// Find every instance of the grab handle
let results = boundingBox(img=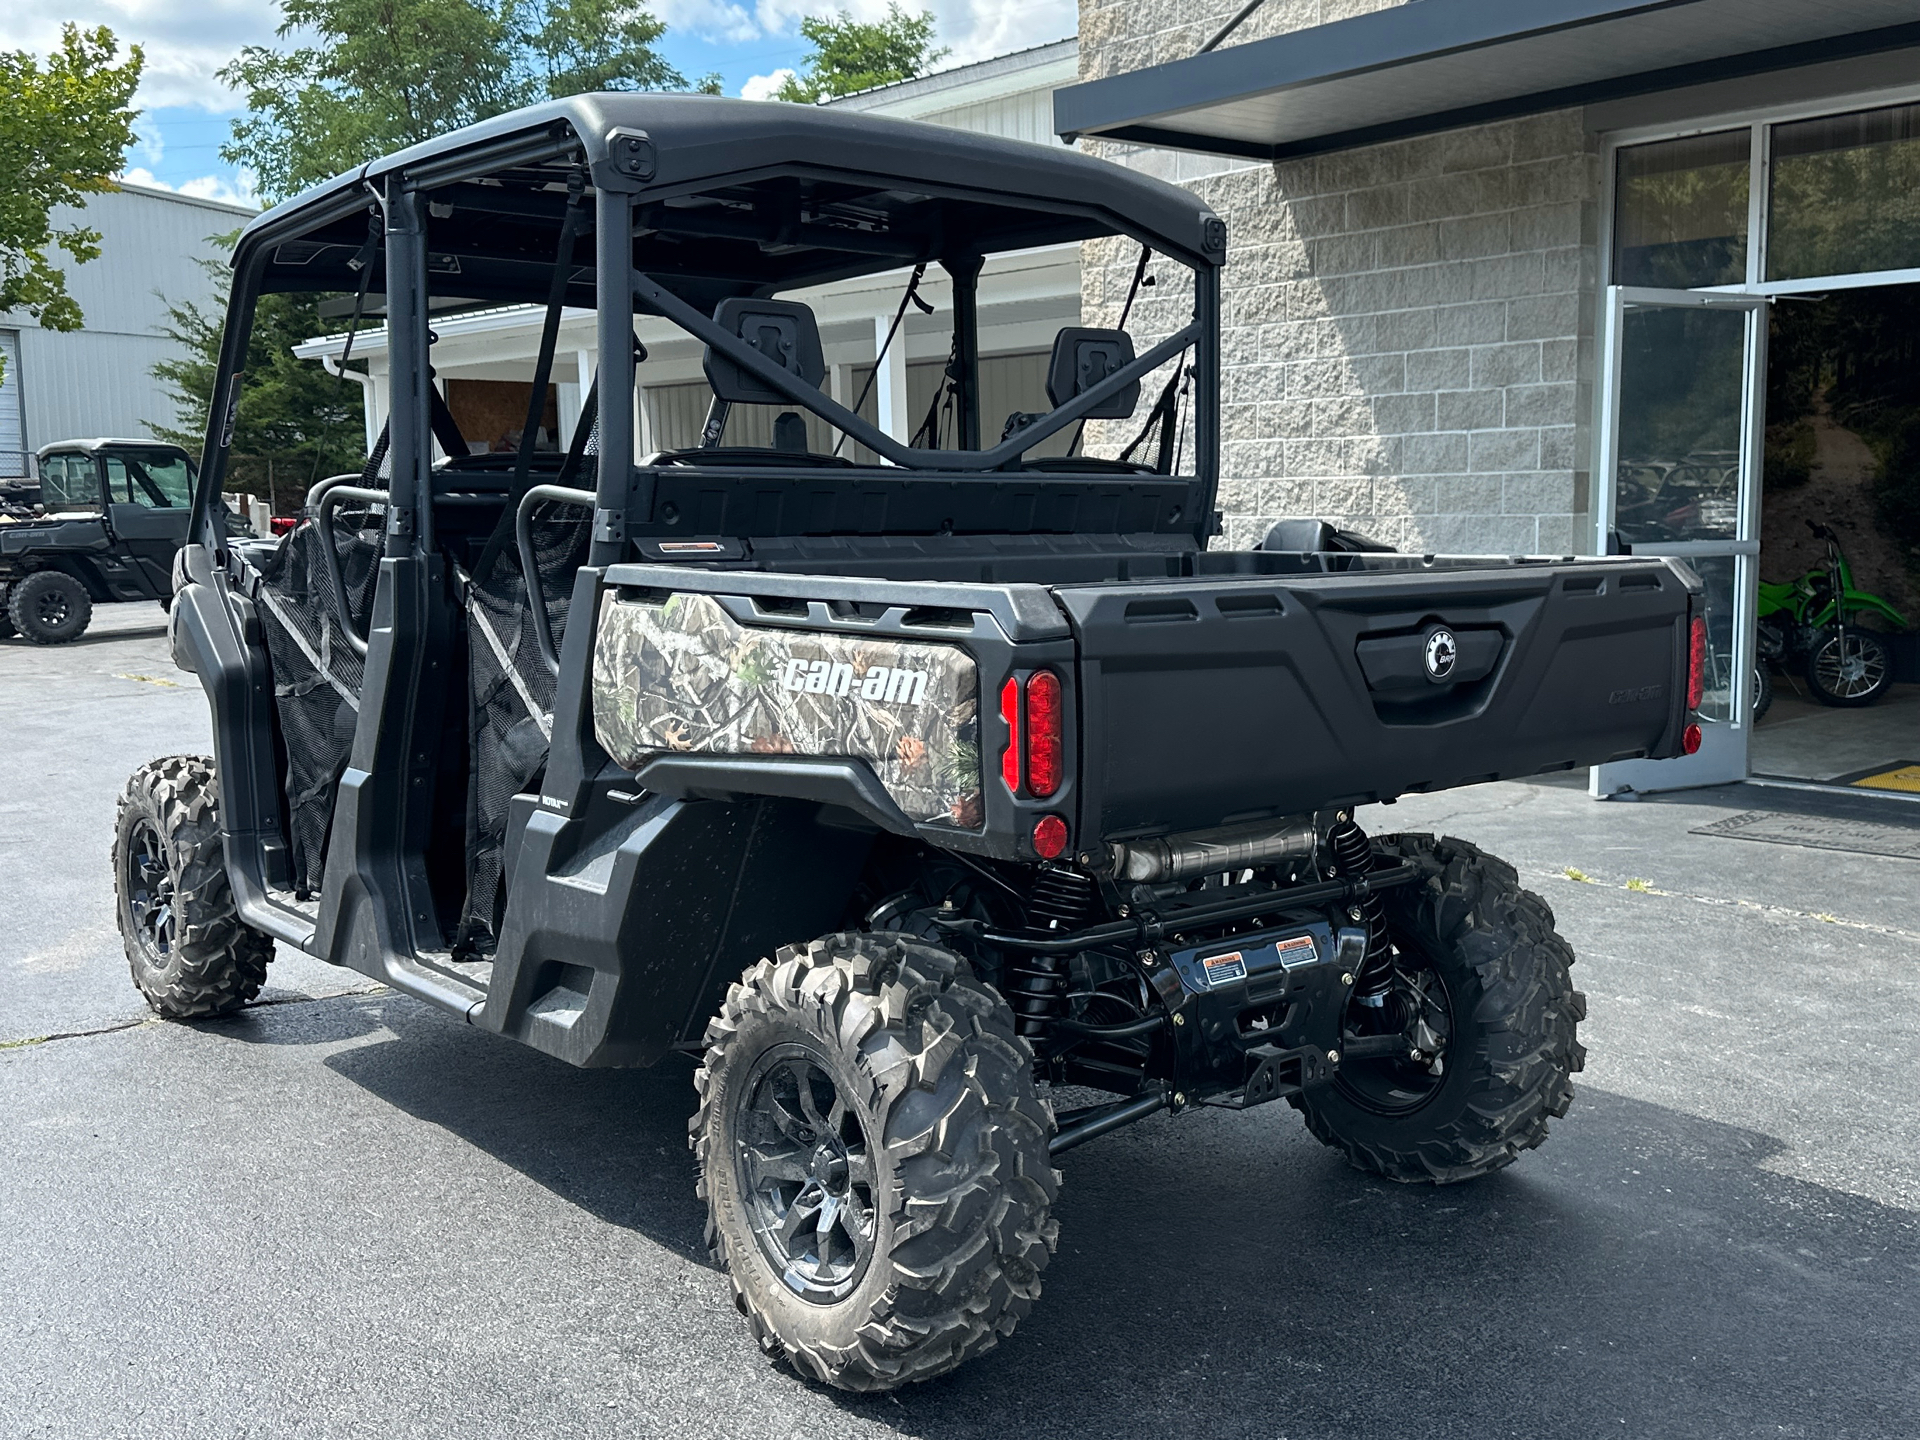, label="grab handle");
[515,484,596,676]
